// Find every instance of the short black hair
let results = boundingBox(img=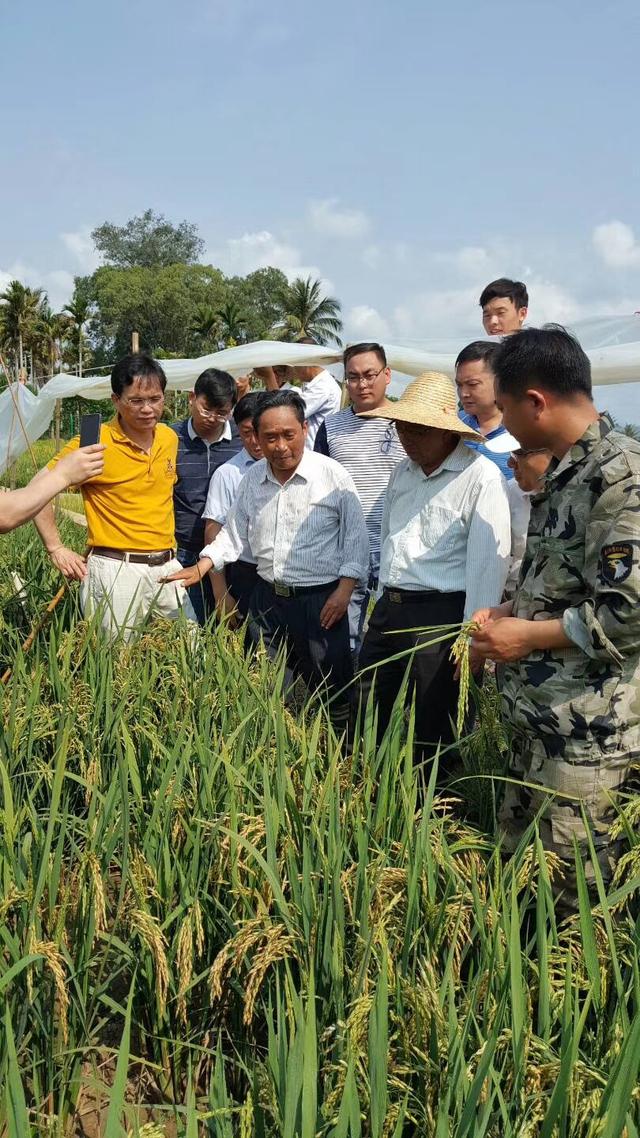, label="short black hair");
[111,353,167,397]
[343,342,387,370]
[252,389,306,430]
[455,341,499,370]
[479,278,529,310]
[194,368,237,408]
[493,325,592,400]
[233,391,263,426]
